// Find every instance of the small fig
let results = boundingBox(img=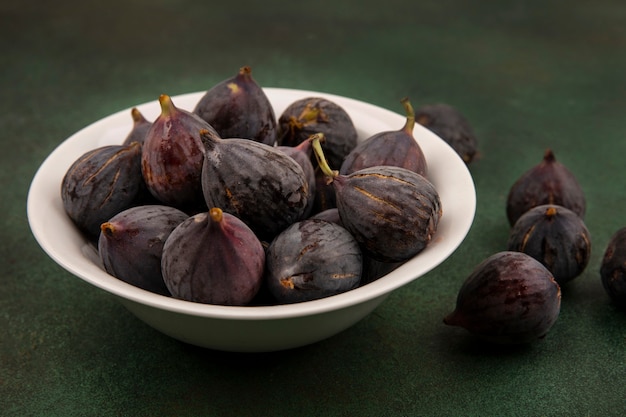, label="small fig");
[312,134,442,262]
[507,204,591,285]
[506,149,586,226]
[600,227,626,309]
[444,251,561,344]
[61,142,145,240]
[266,219,362,303]
[141,94,220,212]
[161,208,265,306]
[277,97,358,169]
[98,205,188,295]
[340,97,427,177]
[200,129,310,241]
[193,66,277,145]
[122,107,153,146]
[415,103,478,164]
